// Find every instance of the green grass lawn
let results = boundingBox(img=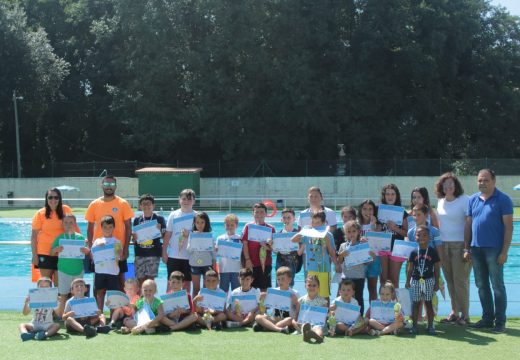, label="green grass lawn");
[3,312,519,360]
